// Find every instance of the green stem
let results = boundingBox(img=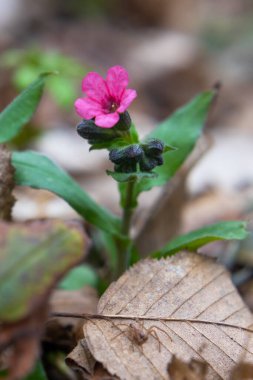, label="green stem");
[115,179,136,278]
[121,180,135,235]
